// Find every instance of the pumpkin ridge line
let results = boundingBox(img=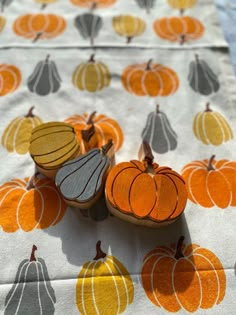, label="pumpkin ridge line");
[164,174,180,220]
